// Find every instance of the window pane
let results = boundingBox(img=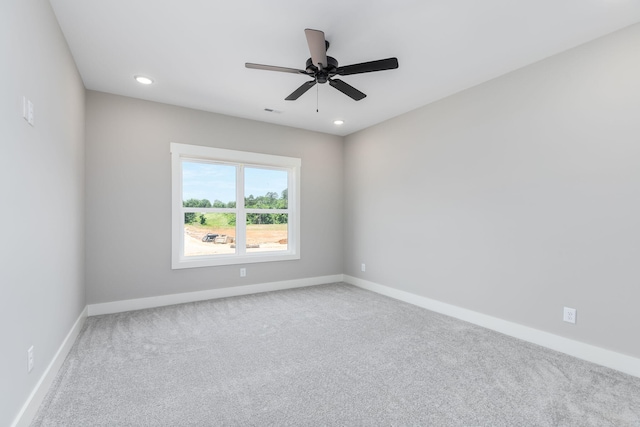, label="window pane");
[246,215,288,253]
[244,168,288,209]
[182,161,236,207]
[184,212,236,256]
